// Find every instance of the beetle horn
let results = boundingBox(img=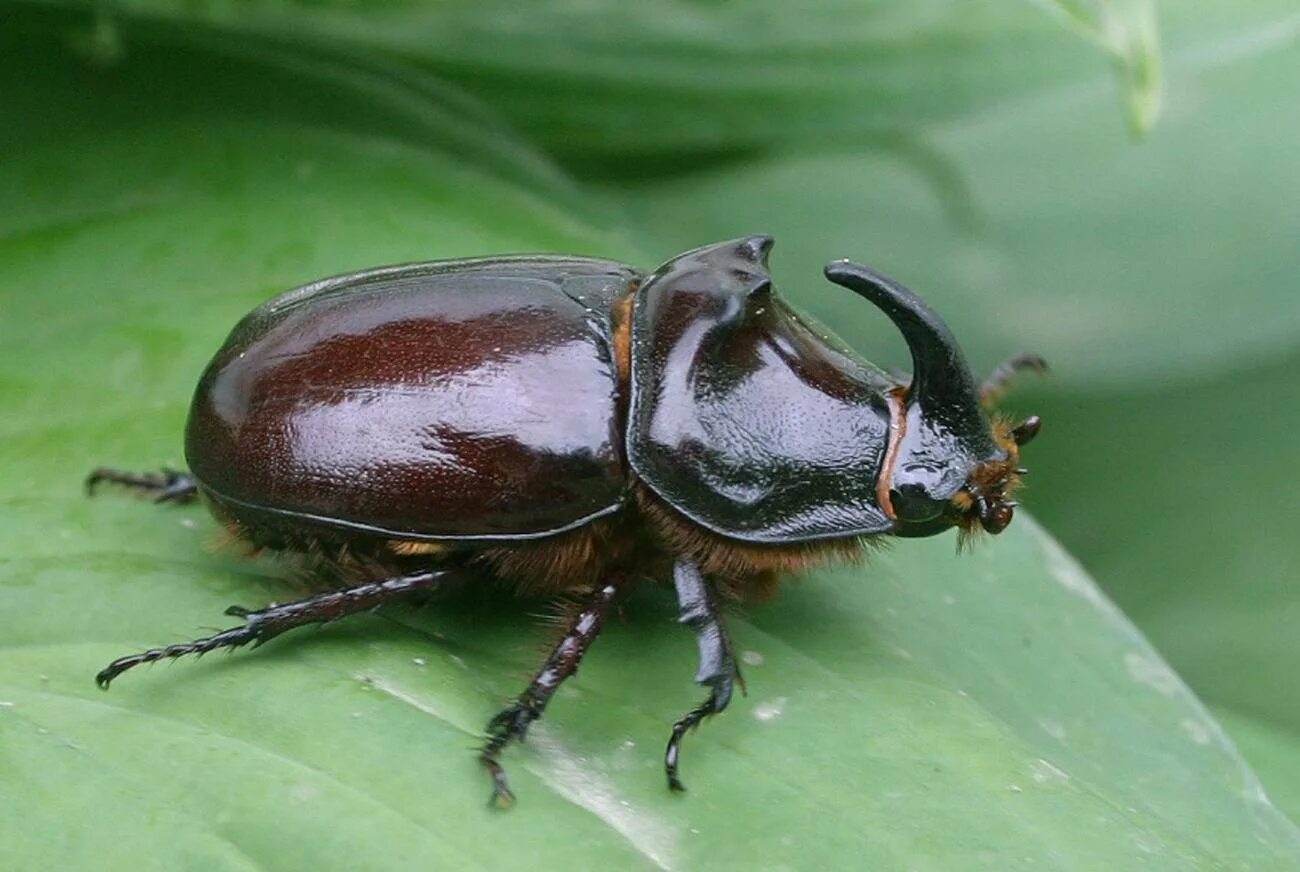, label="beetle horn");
[823,260,993,451]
